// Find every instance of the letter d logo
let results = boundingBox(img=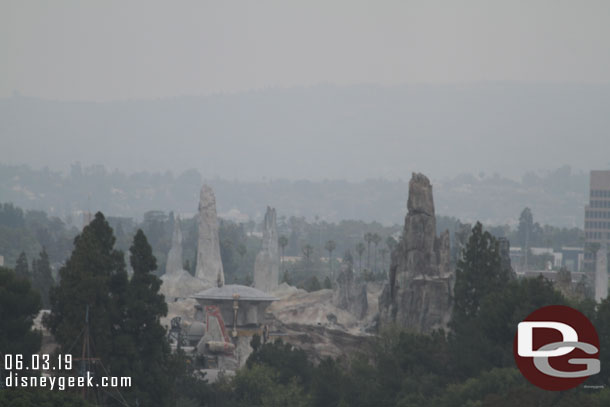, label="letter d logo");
[513,305,600,391]
[517,321,577,357]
